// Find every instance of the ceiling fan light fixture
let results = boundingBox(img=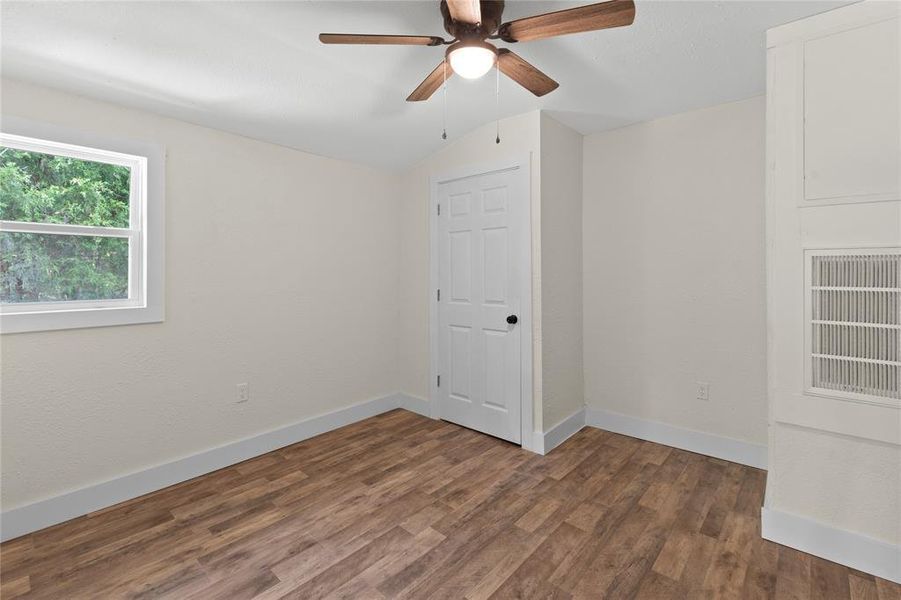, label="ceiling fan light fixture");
[447,41,497,79]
